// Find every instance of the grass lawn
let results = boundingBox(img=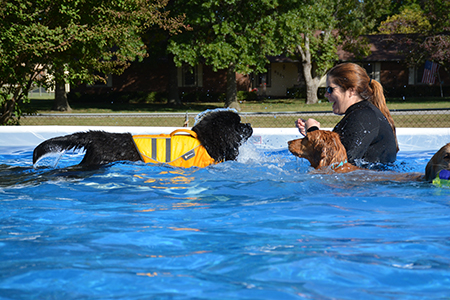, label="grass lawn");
[23,95,450,113]
[20,96,450,127]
